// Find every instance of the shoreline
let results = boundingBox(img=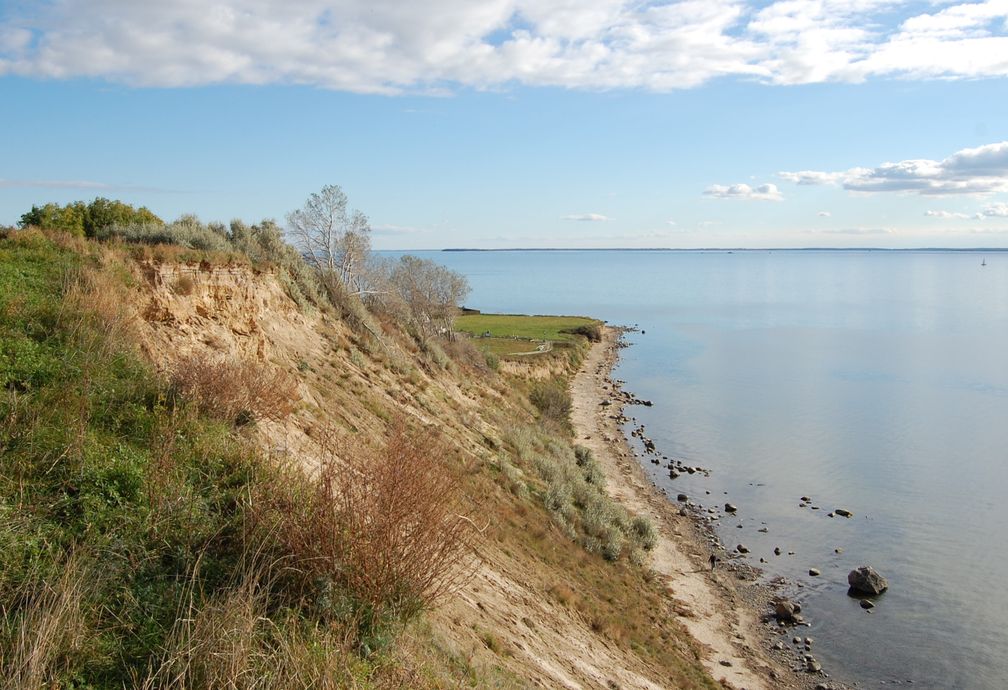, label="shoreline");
[570,326,831,690]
